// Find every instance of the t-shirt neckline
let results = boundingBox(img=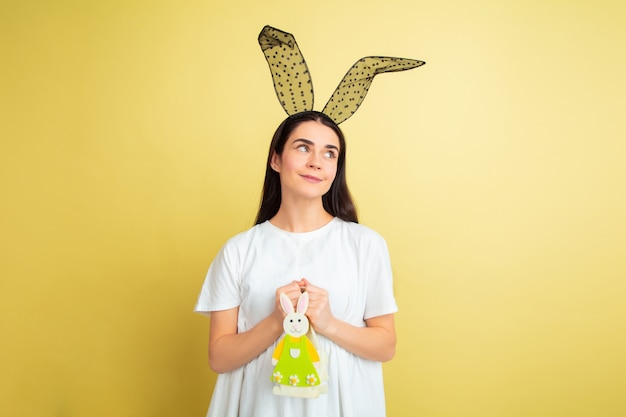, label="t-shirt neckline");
[264,217,338,238]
